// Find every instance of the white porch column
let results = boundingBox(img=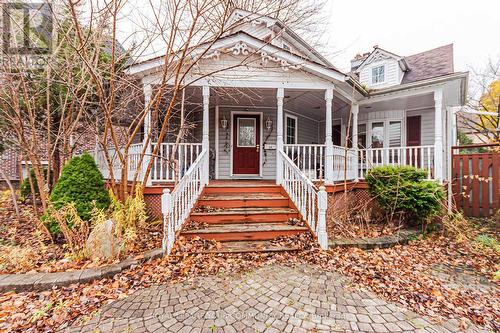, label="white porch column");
[142,83,152,186]
[324,88,334,184]
[352,103,359,181]
[202,86,210,185]
[434,88,444,183]
[214,105,219,180]
[276,88,284,184]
